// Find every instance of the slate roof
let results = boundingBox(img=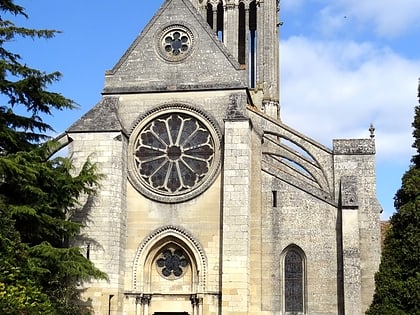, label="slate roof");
[67,97,123,133]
